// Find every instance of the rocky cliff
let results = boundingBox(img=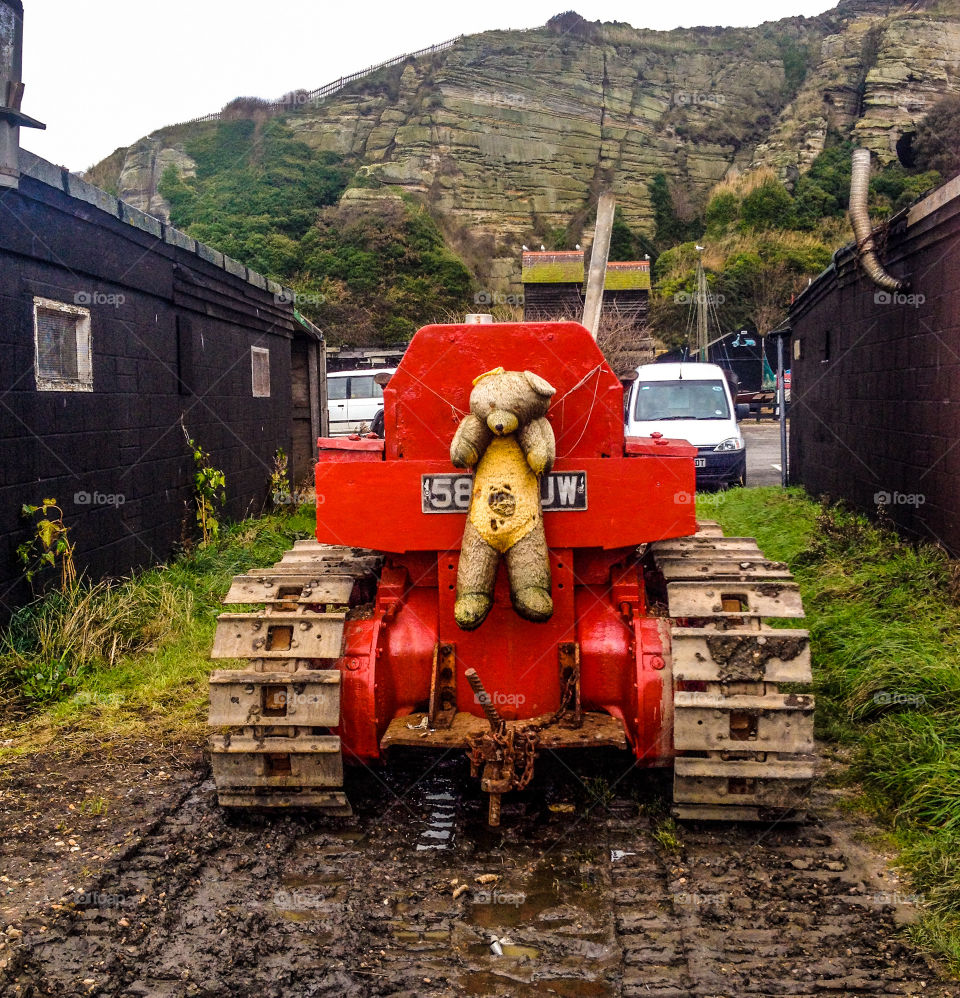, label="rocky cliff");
[92,0,960,289]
